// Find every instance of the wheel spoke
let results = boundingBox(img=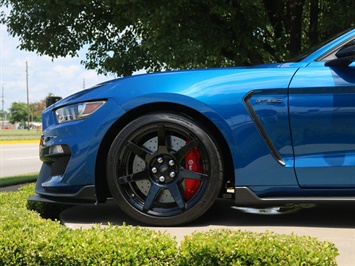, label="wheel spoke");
[117,169,149,184]
[174,137,199,162]
[157,124,169,153]
[178,168,208,181]
[126,141,152,160]
[143,183,162,212]
[107,113,223,225]
[168,184,186,210]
